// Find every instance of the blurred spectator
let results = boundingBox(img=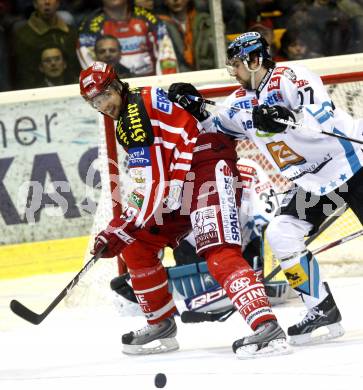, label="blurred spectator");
[37,45,77,87]
[77,0,178,76]
[337,0,363,52]
[275,29,320,61]
[0,0,11,91]
[247,23,277,59]
[193,0,246,34]
[94,35,134,78]
[222,0,246,34]
[58,0,103,27]
[287,0,353,57]
[156,0,215,72]
[12,0,79,90]
[135,0,154,10]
